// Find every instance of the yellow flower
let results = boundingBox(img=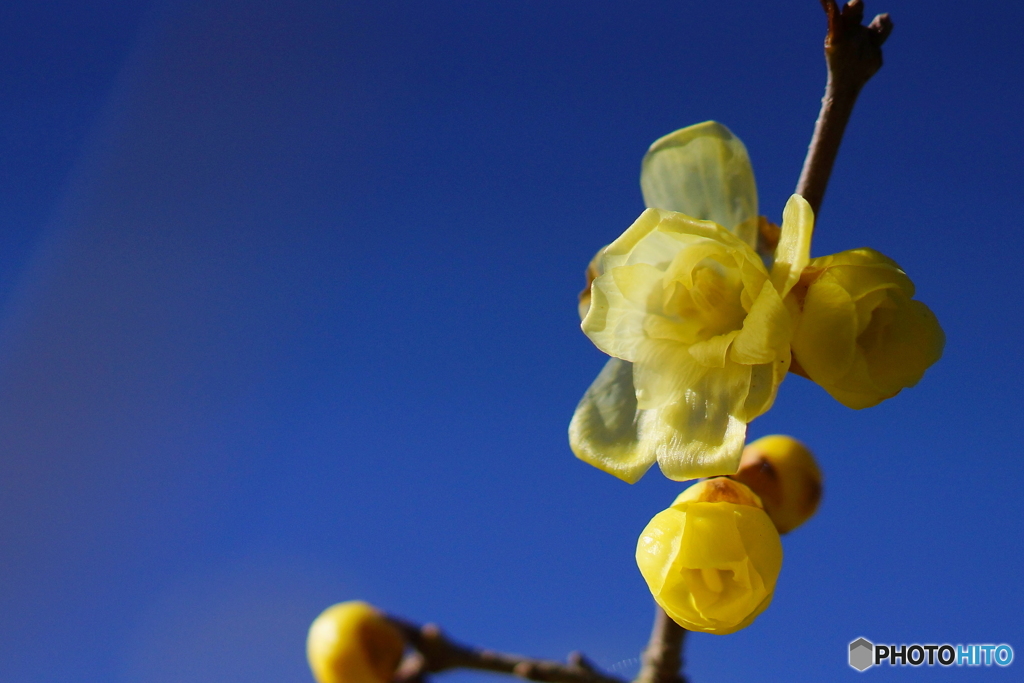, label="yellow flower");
[730,434,822,534]
[571,122,811,483]
[636,478,783,634]
[574,196,812,482]
[788,248,944,409]
[307,601,406,683]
